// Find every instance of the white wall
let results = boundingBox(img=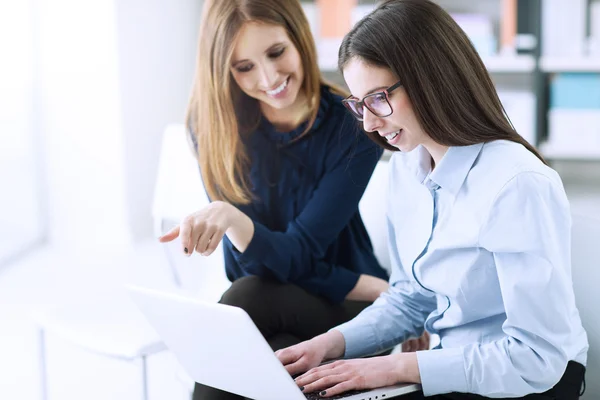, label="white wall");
[0,0,43,263]
[115,0,202,240]
[36,0,202,251]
